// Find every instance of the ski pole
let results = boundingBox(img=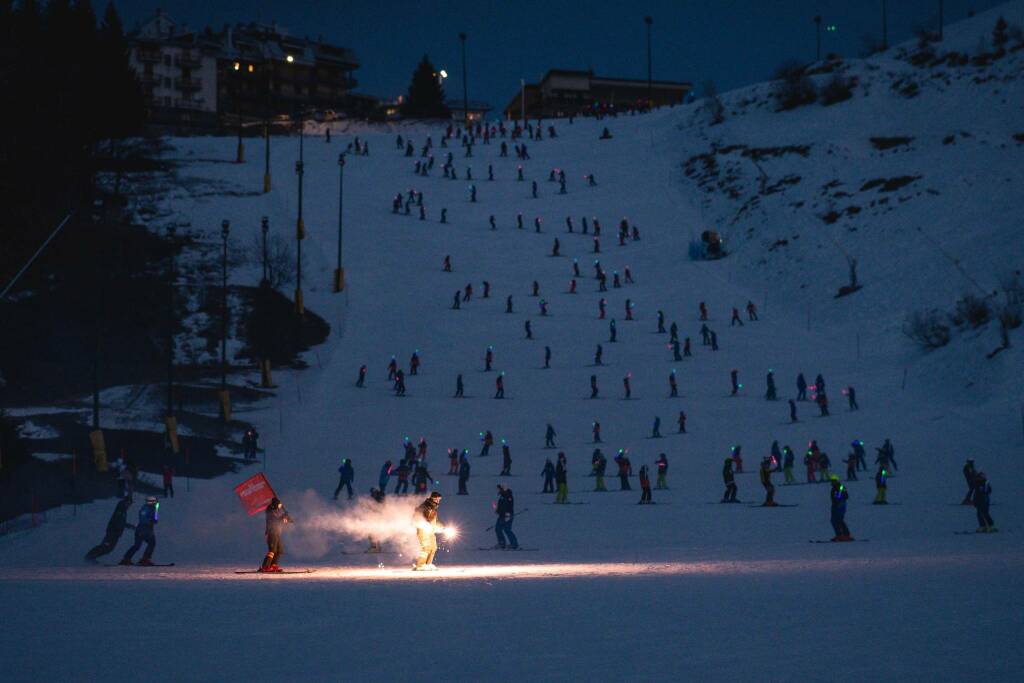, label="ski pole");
[484,508,529,531]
